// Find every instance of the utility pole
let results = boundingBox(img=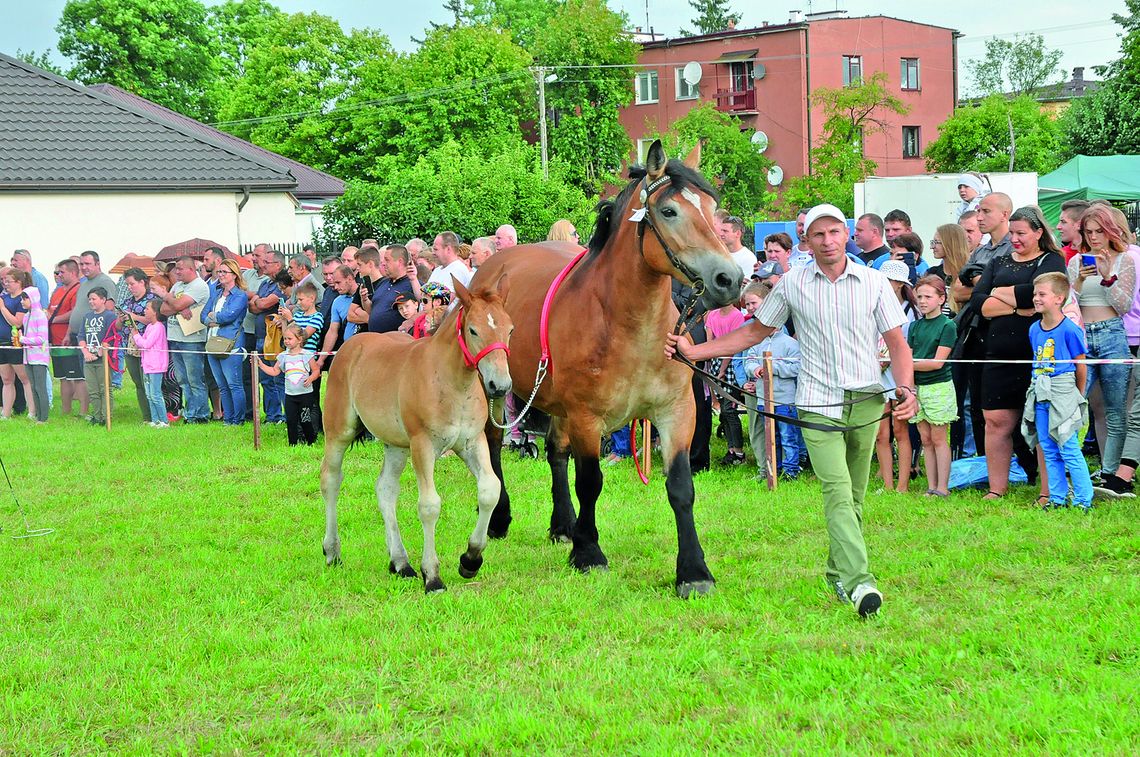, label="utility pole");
[536,66,549,178]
